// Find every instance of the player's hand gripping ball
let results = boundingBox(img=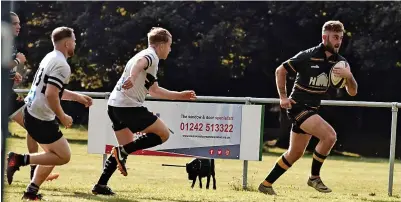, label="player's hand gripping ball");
[329,60,347,88]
